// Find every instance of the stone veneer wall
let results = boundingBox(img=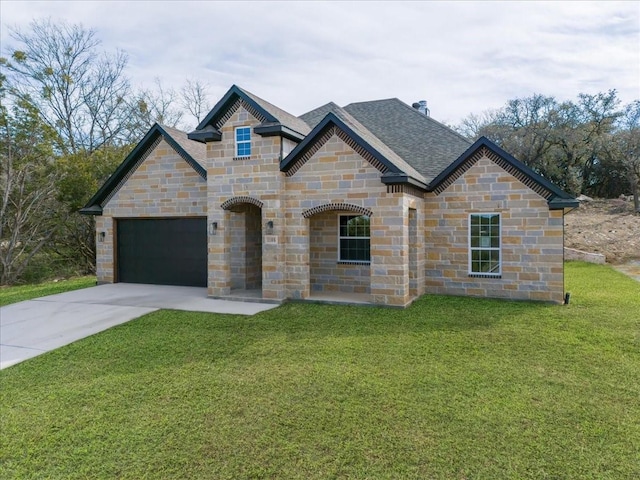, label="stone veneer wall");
[309,211,370,294]
[95,139,207,283]
[96,108,565,306]
[206,105,285,300]
[228,204,262,290]
[284,133,418,306]
[424,156,565,303]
